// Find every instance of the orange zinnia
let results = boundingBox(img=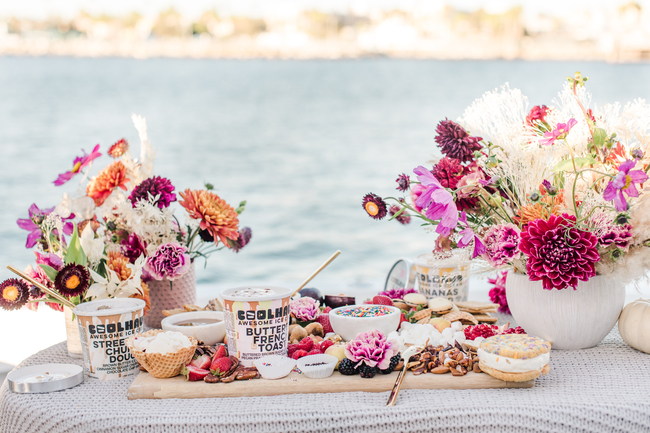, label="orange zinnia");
[87,161,129,206]
[107,251,132,281]
[516,191,565,226]
[179,189,239,245]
